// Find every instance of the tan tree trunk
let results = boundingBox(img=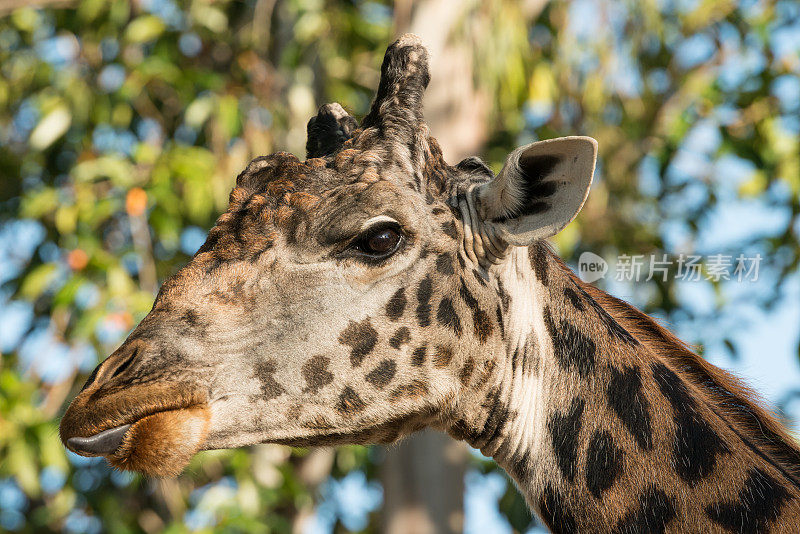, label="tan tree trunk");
[382,430,470,533]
